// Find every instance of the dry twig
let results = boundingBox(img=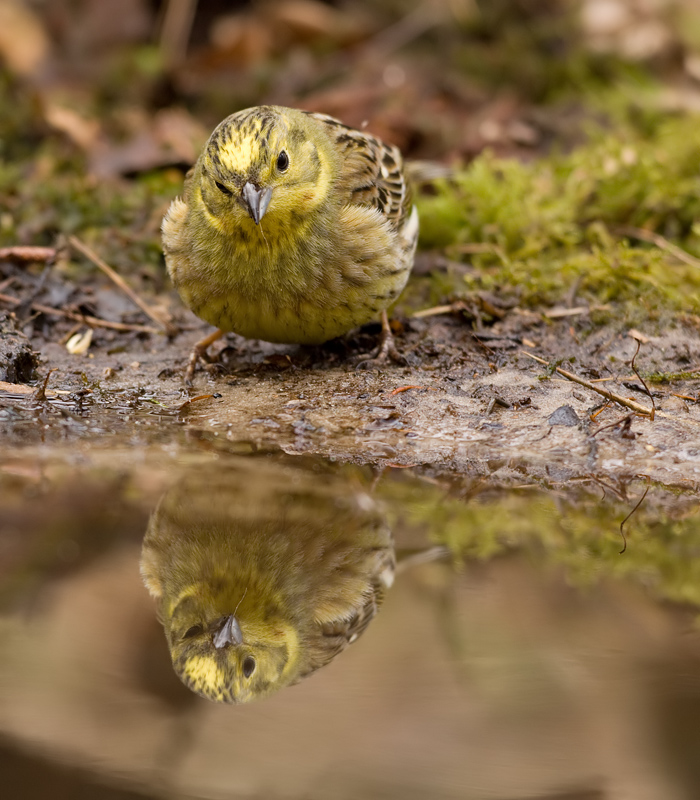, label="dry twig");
[412,303,462,319]
[390,385,425,395]
[617,226,700,270]
[0,291,159,334]
[619,476,651,554]
[68,235,172,333]
[629,338,656,421]
[159,0,198,65]
[591,413,635,438]
[31,369,56,402]
[520,351,654,416]
[0,246,57,263]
